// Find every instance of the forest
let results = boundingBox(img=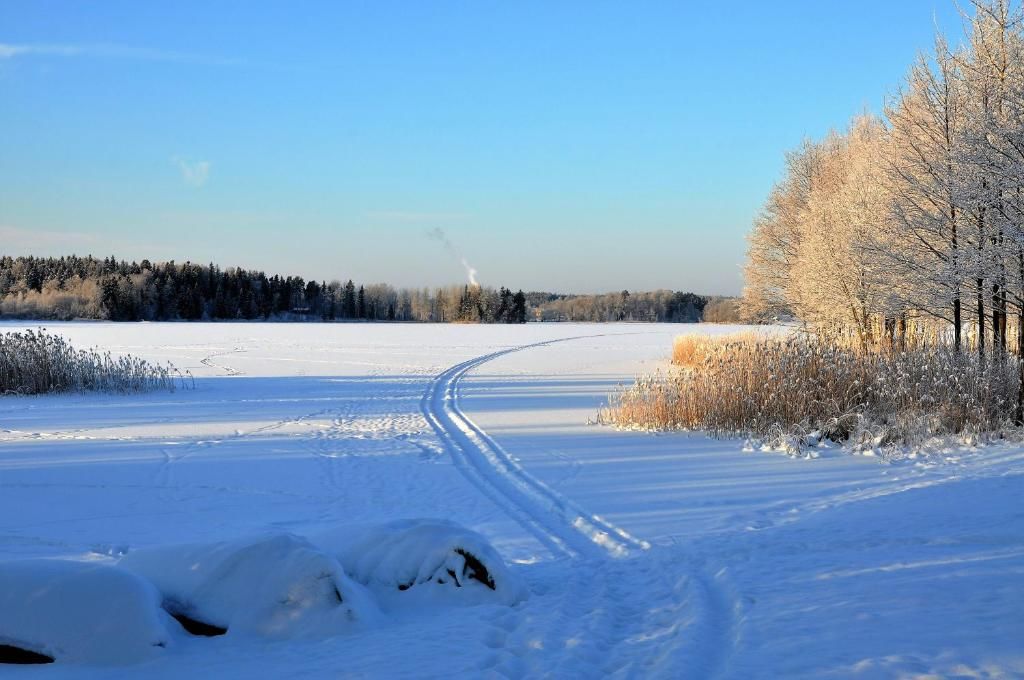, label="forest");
[0,254,723,324]
[0,255,528,323]
[526,290,709,322]
[744,0,1024,356]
